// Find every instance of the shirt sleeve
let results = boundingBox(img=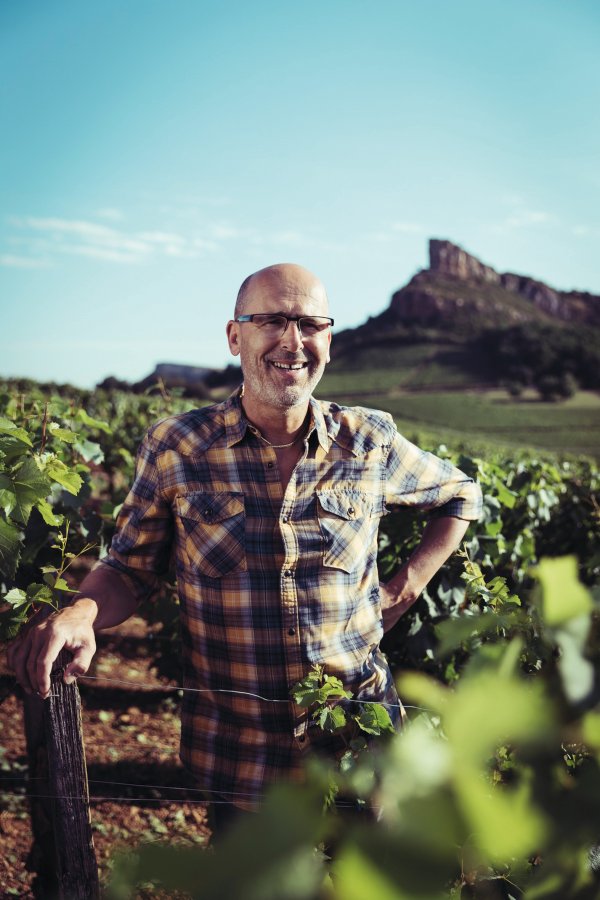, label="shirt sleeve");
[101,429,174,602]
[384,430,483,520]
